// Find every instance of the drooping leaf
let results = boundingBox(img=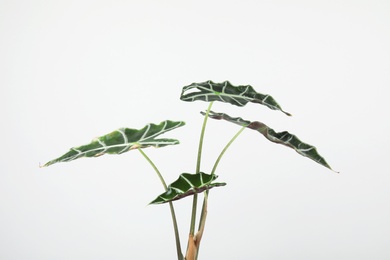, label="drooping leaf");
[150,172,226,204]
[43,120,185,167]
[181,80,291,116]
[203,111,334,171]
